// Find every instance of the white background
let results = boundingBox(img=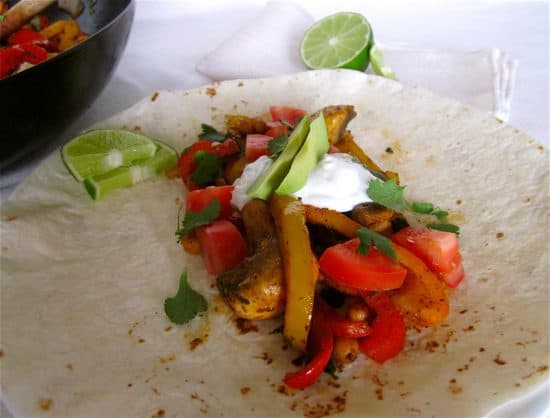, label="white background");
[1,1,549,416]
